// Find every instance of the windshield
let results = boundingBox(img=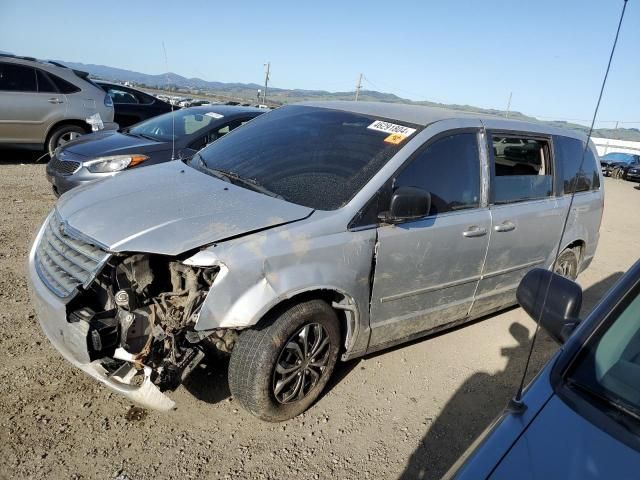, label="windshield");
[602,152,635,163]
[190,105,419,210]
[567,285,640,422]
[128,109,219,142]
